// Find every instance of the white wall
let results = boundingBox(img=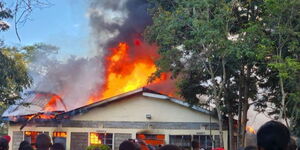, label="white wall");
[72,95,218,123]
